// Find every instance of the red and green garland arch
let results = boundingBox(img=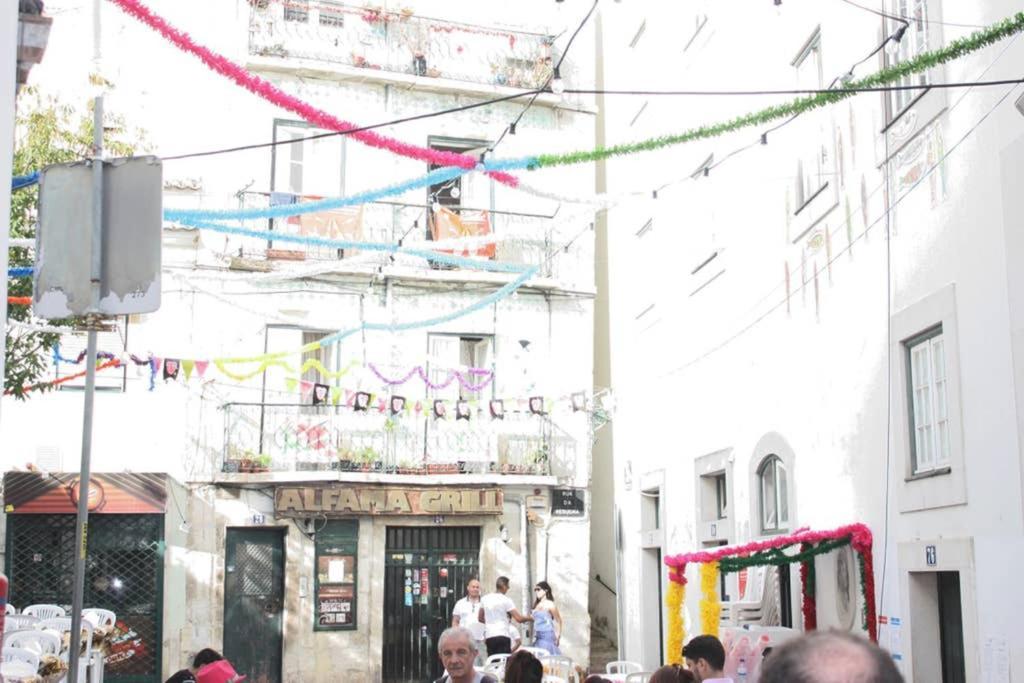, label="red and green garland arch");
[663,523,876,664]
